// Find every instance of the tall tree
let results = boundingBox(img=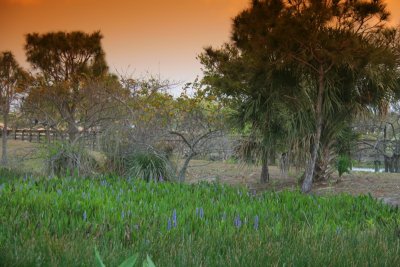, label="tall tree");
[200,0,398,192]
[24,31,111,143]
[0,51,27,165]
